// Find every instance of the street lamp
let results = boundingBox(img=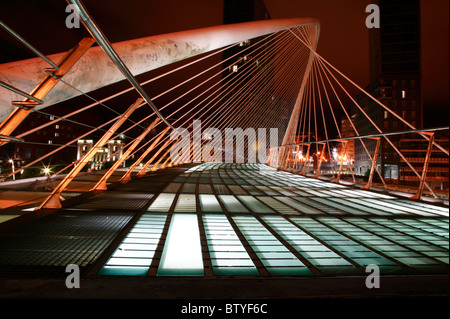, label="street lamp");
[42,164,52,177]
[8,159,15,181]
